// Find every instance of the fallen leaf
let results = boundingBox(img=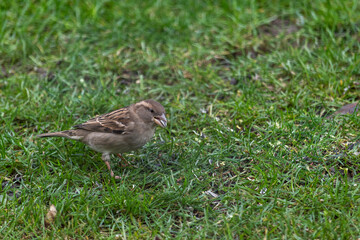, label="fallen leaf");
[45,204,57,227]
[327,102,359,118]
